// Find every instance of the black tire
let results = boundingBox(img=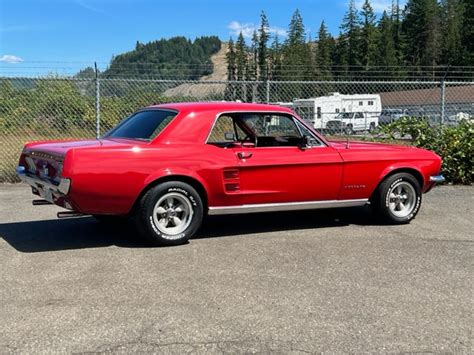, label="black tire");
[344,124,354,135]
[369,122,376,133]
[133,181,204,246]
[371,172,422,224]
